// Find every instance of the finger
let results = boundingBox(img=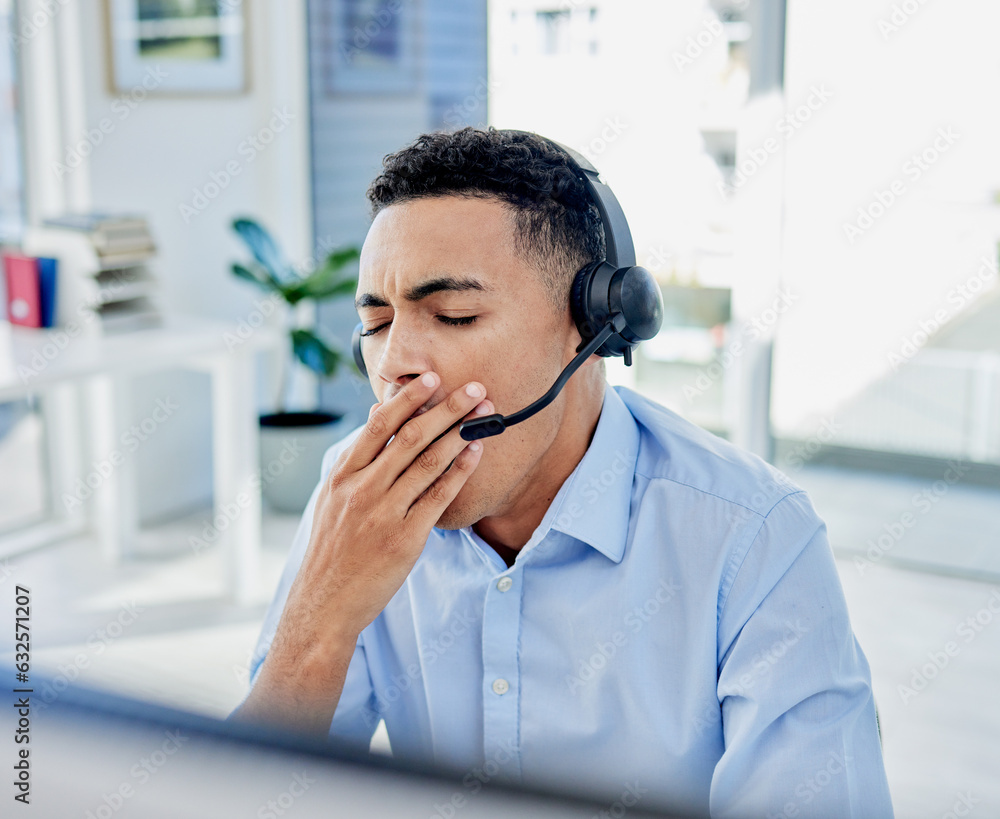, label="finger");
[376,382,487,490]
[344,372,439,470]
[368,402,382,418]
[390,399,493,508]
[406,439,484,527]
